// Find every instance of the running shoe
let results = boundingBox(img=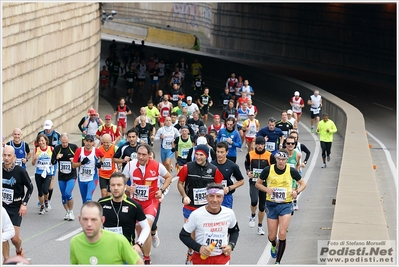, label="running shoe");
[293,200,298,211]
[257,226,265,235]
[130,99,133,103]
[44,202,50,212]
[185,252,193,265]
[248,216,256,228]
[327,155,331,162]
[270,245,277,258]
[321,163,326,168]
[64,212,70,220]
[144,257,152,265]
[37,201,41,208]
[310,126,314,133]
[69,212,75,221]
[152,231,160,248]
[39,206,45,215]
[16,248,24,257]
